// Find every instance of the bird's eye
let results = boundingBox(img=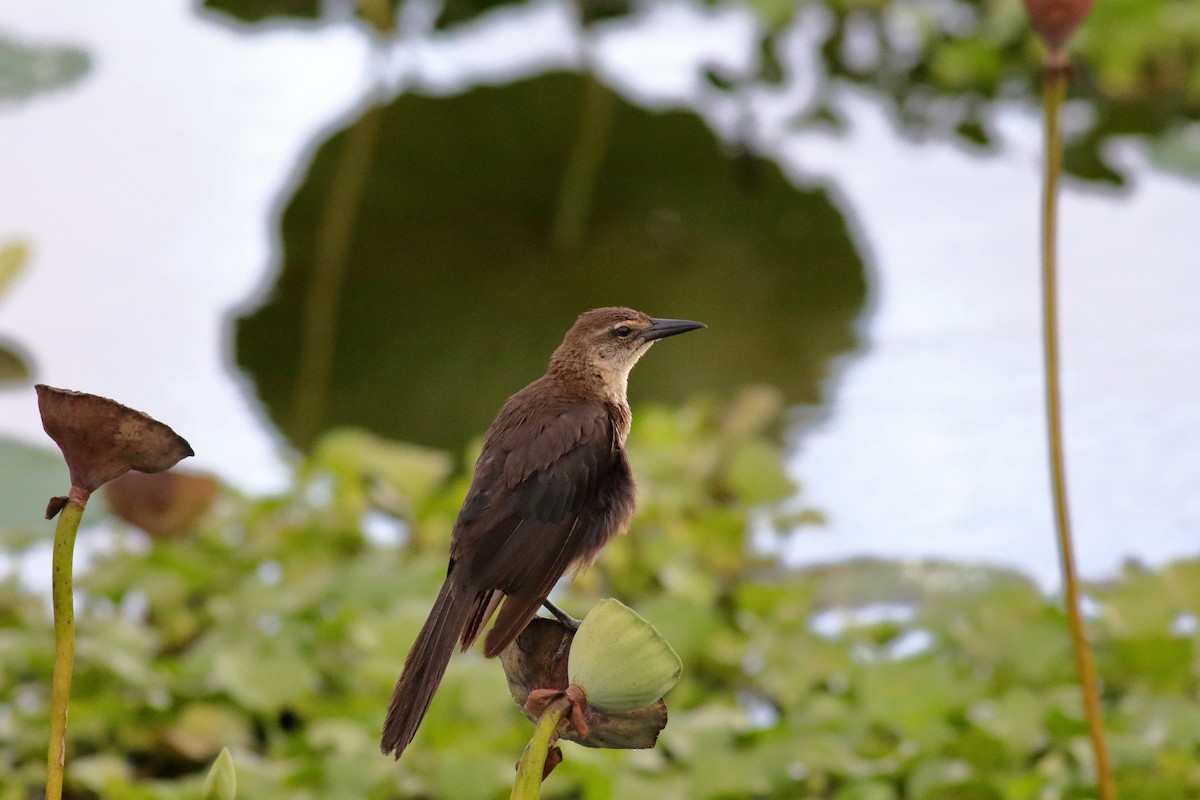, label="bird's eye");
[613,326,633,338]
